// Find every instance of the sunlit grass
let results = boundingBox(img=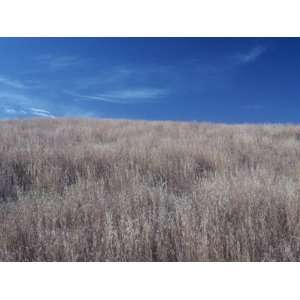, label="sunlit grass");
[0,118,300,261]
